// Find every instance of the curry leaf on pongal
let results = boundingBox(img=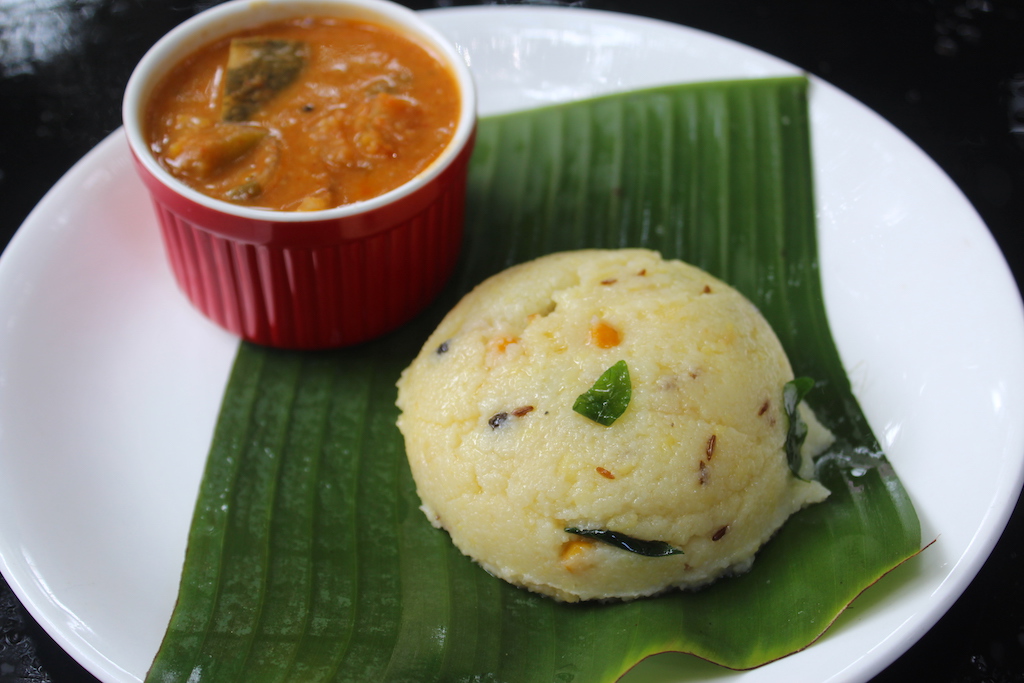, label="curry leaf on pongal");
[566,527,683,557]
[783,376,815,478]
[573,360,631,426]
